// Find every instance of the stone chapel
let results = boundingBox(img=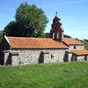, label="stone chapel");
[0,14,88,66]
